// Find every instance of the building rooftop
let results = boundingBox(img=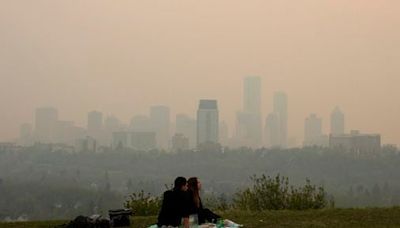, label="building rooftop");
[330,131,381,138]
[198,100,218,109]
